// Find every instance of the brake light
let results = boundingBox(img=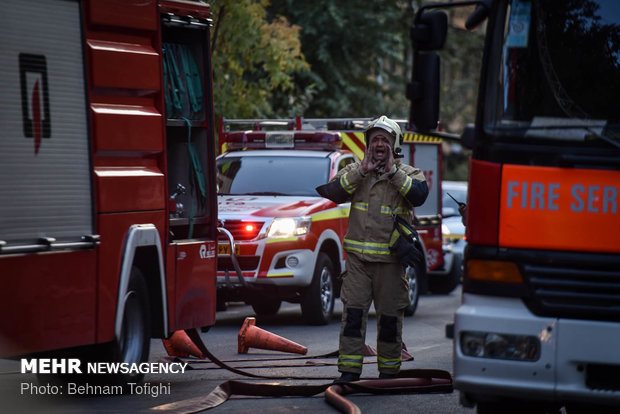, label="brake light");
[223,131,342,151]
